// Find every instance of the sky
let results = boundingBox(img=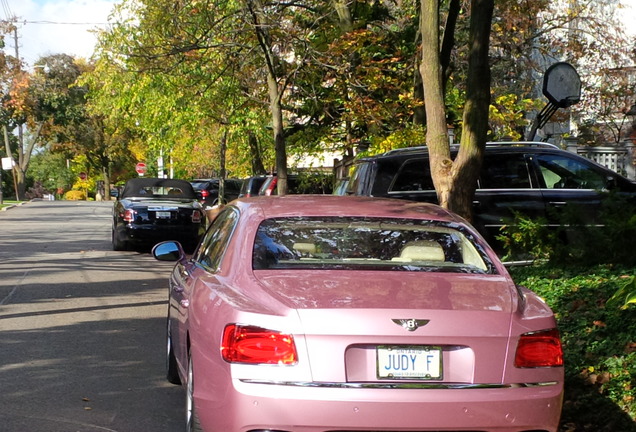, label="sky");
[4,0,118,65]
[2,0,636,67]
